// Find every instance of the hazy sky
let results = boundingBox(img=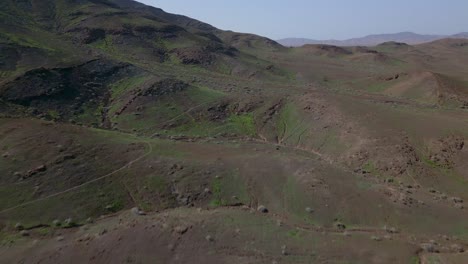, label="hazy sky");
[137,0,468,40]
